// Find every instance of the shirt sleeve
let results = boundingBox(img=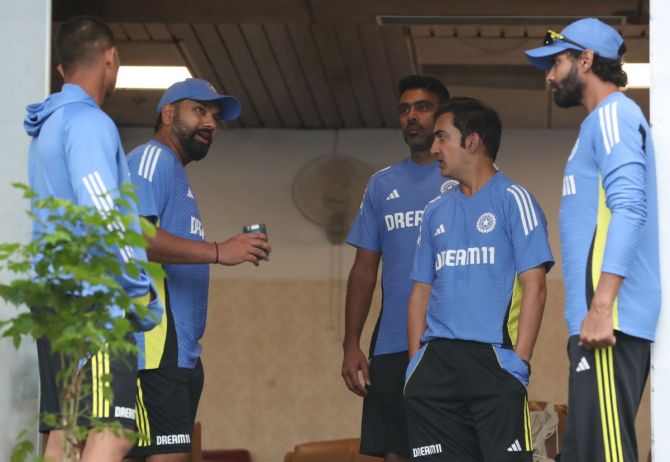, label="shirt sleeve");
[346,176,381,252]
[410,203,437,283]
[64,109,122,211]
[594,101,648,277]
[63,108,161,329]
[128,144,172,221]
[505,185,555,274]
